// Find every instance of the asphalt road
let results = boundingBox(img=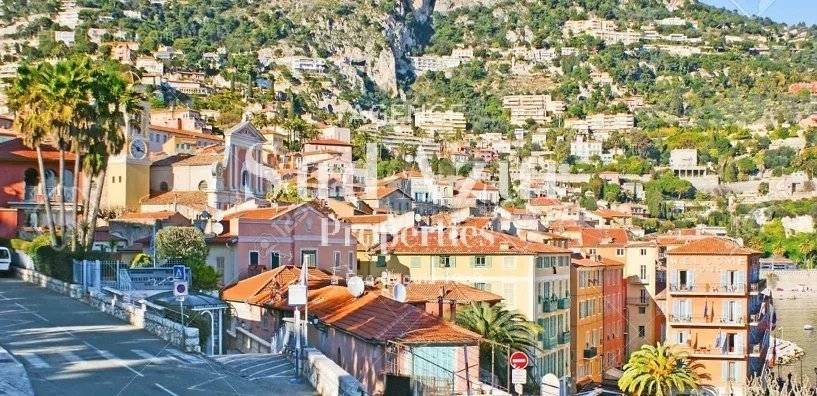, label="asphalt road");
[0,276,315,396]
